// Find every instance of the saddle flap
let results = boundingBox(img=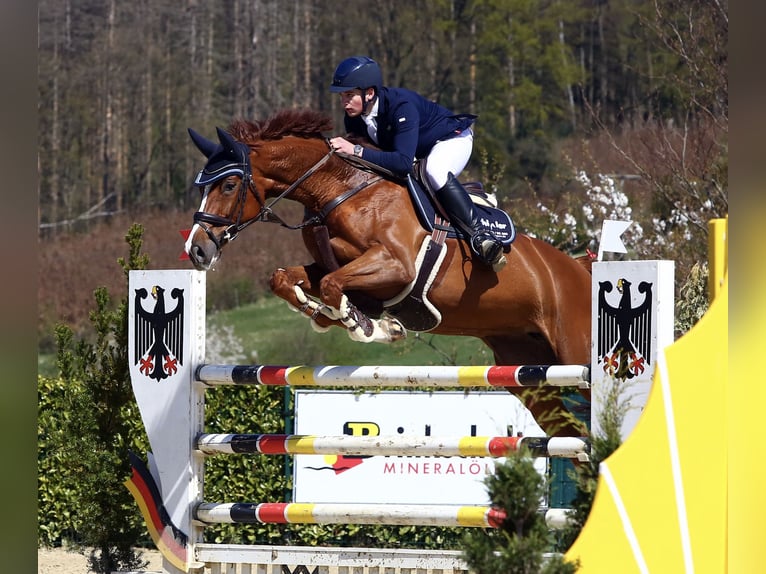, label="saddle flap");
[405,174,516,248]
